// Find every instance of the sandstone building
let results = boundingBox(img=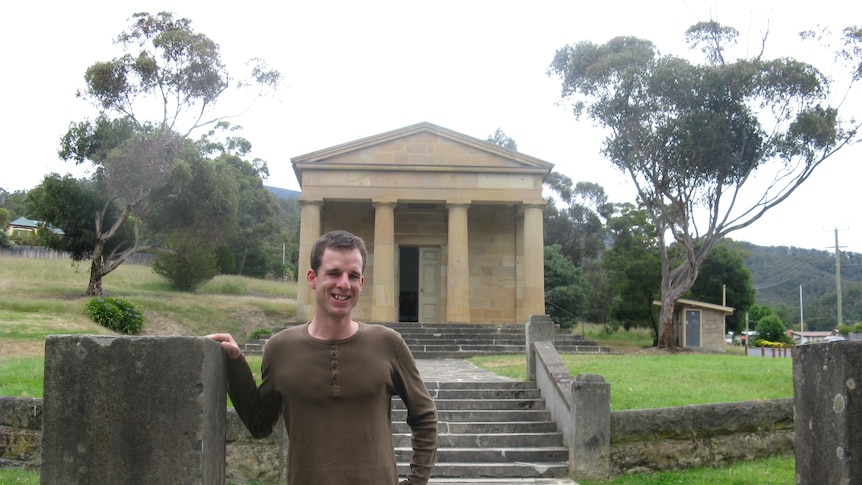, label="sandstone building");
[291,122,553,324]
